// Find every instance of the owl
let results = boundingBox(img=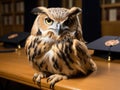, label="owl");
[25,6,97,89]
